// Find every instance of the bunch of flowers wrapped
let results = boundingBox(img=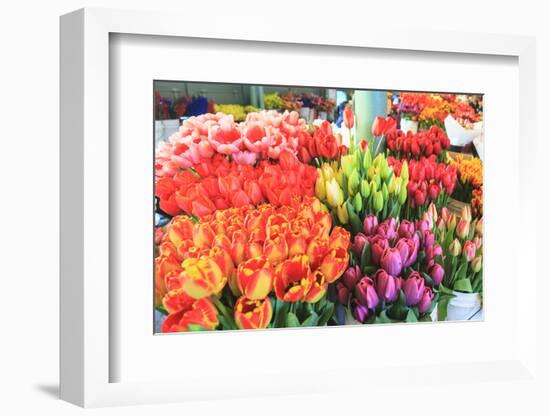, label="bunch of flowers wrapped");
[155,151,317,217]
[450,155,483,217]
[296,120,345,163]
[155,110,309,178]
[388,155,457,218]
[398,92,427,121]
[453,101,480,128]
[333,215,441,323]
[315,143,409,231]
[434,206,483,319]
[385,125,450,162]
[155,196,351,332]
[418,95,455,129]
